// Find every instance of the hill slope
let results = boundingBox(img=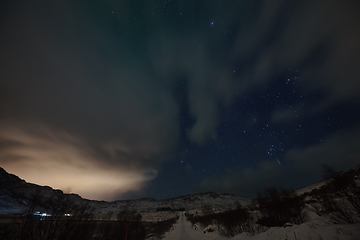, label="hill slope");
[0,167,250,220]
